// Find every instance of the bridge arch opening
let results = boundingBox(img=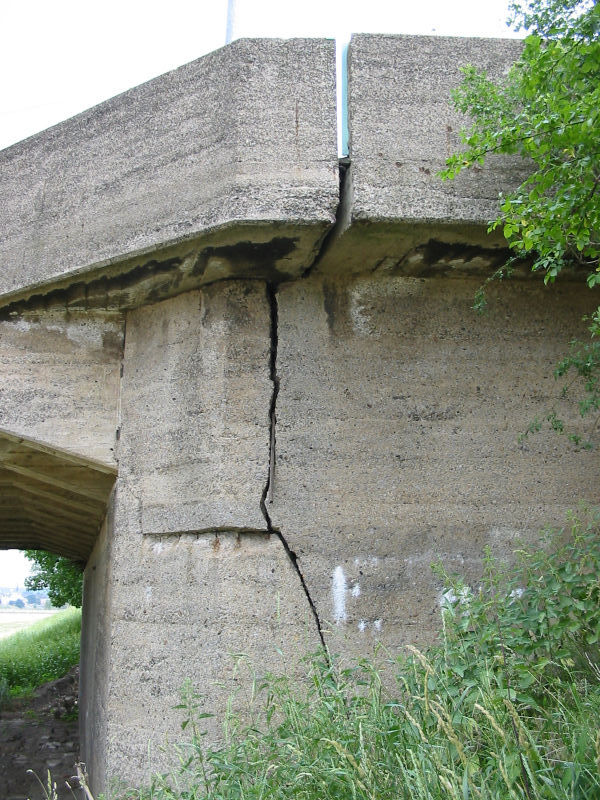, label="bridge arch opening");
[0,426,116,792]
